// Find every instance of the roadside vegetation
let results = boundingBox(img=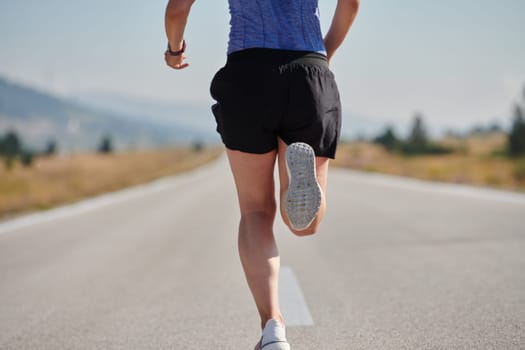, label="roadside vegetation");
[2,85,525,218]
[0,145,221,220]
[333,85,525,192]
